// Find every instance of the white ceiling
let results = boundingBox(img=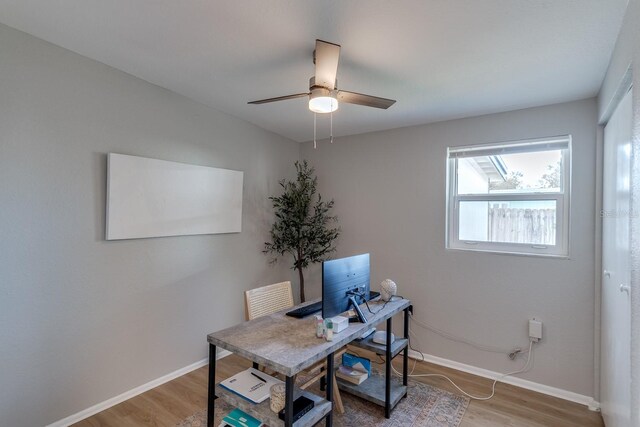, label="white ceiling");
[0,1,628,142]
